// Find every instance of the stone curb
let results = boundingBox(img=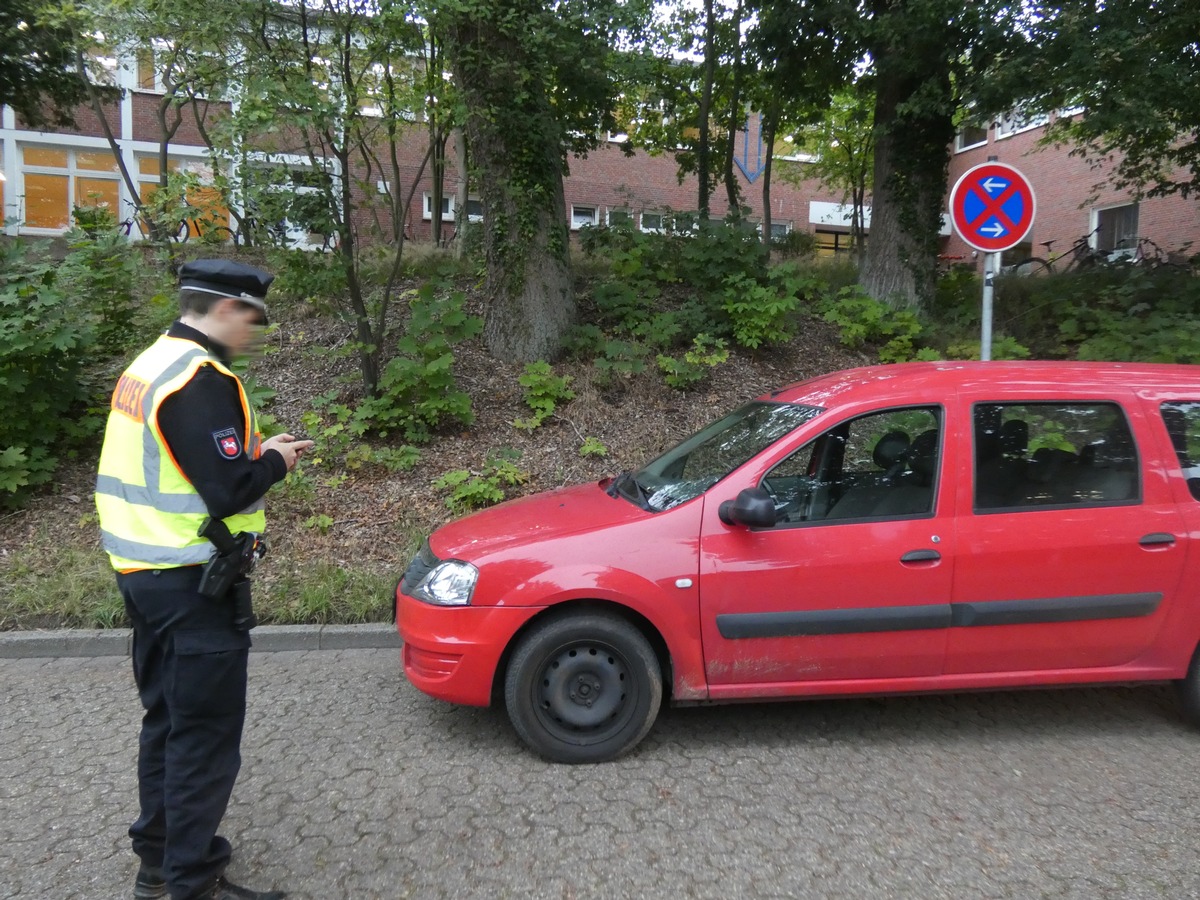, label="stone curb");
[0,623,400,659]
